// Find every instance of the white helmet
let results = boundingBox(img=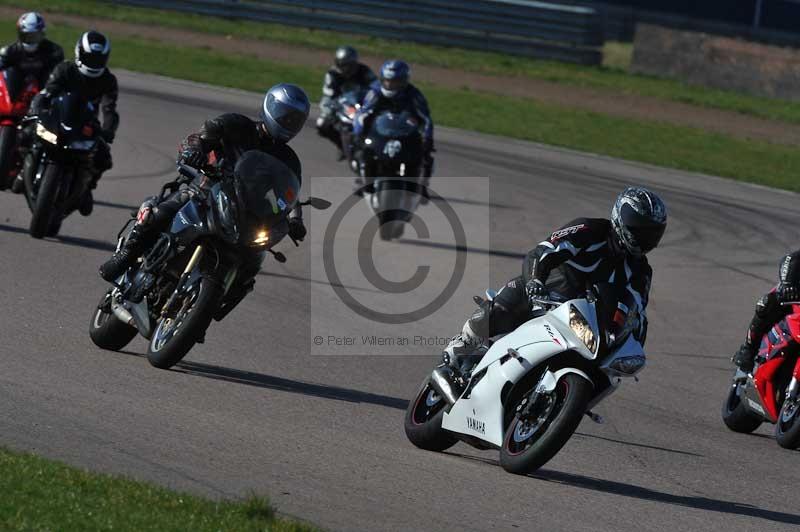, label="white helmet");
[75,31,110,78]
[18,12,45,53]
